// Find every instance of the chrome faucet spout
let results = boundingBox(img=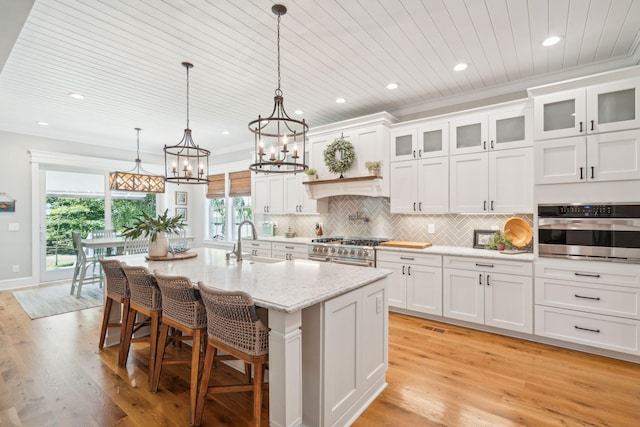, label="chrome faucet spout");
[234,220,258,261]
